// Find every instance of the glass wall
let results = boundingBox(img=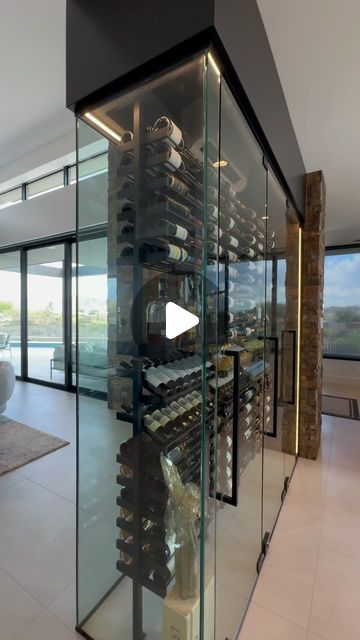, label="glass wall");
[0,251,21,375]
[324,248,360,358]
[0,240,76,389]
[76,52,301,640]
